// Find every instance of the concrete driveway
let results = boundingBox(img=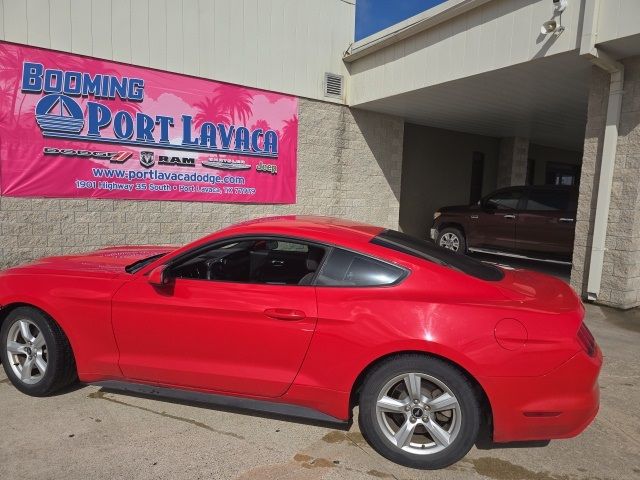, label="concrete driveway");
[1,304,638,480]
